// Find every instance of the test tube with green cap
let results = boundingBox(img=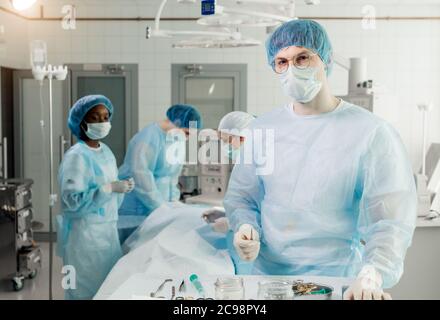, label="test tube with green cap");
[189,274,205,298]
